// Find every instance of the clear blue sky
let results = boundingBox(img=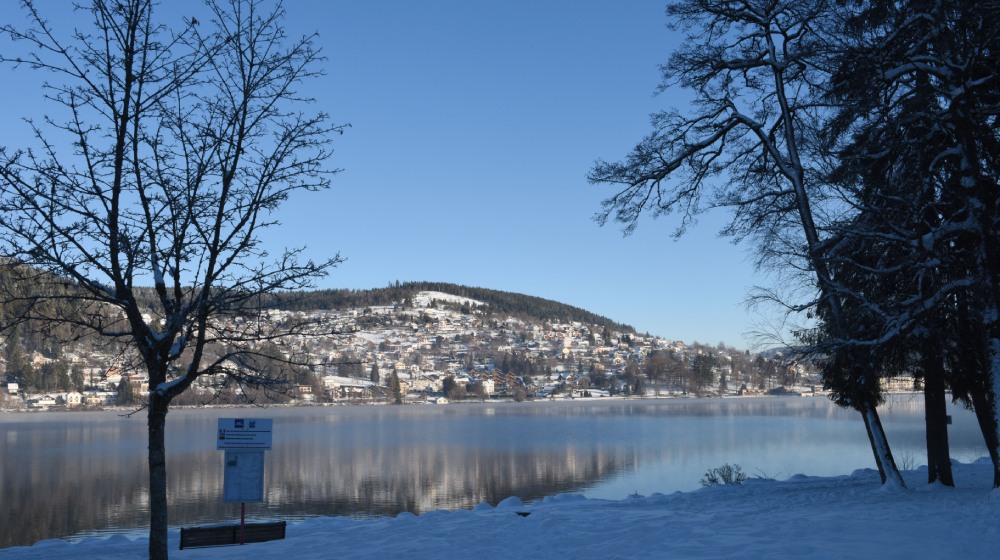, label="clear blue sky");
[0,1,772,349]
